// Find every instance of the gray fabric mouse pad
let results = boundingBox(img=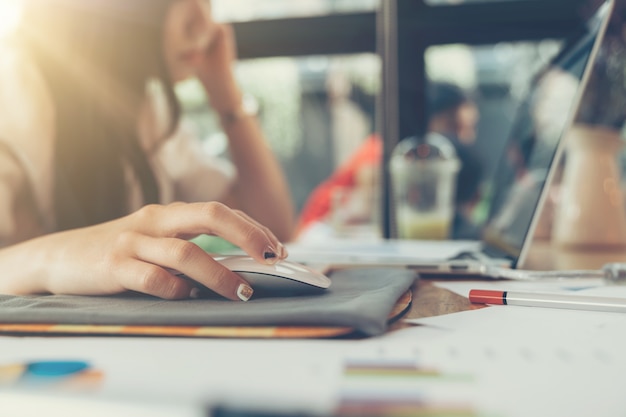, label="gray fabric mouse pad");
[0,268,416,336]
